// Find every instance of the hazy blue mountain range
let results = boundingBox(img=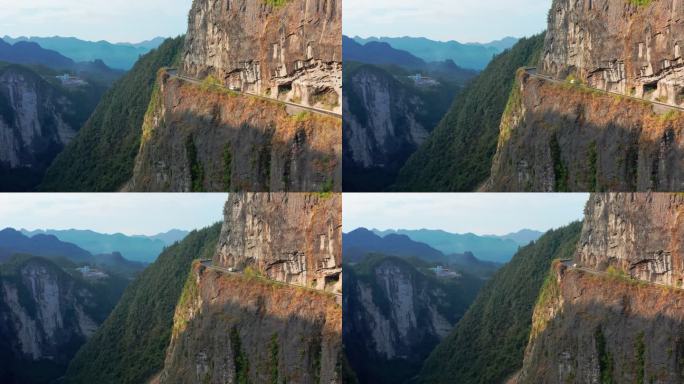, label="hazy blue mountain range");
[352,36,519,70]
[343,228,445,263]
[488,229,544,245]
[0,228,92,263]
[0,228,146,276]
[343,36,478,81]
[343,36,426,69]
[0,38,124,85]
[147,229,190,245]
[20,229,187,263]
[2,36,166,70]
[0,39,74,69]
[372,228,528,263]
